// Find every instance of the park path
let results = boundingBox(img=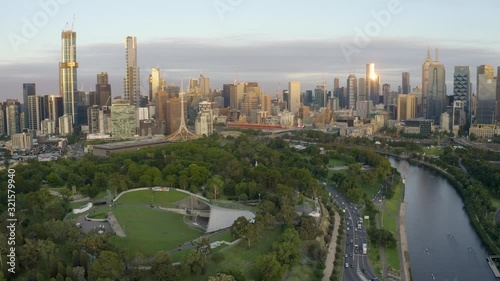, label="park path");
[399,202,410,281]
[323,211,340,281]
[107,212,126,237]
